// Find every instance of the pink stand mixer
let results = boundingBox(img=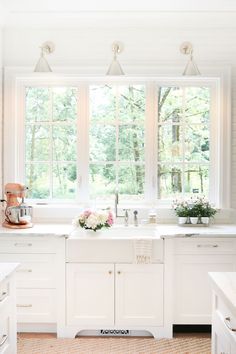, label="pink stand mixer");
[1,183,33,229]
